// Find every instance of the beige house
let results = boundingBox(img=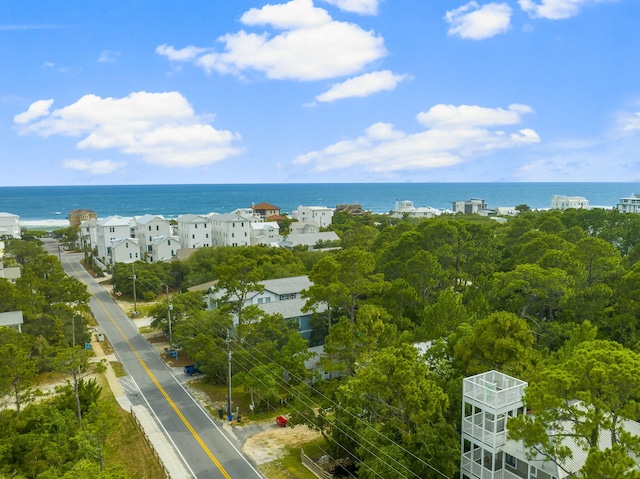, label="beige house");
[68,209,97,227]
